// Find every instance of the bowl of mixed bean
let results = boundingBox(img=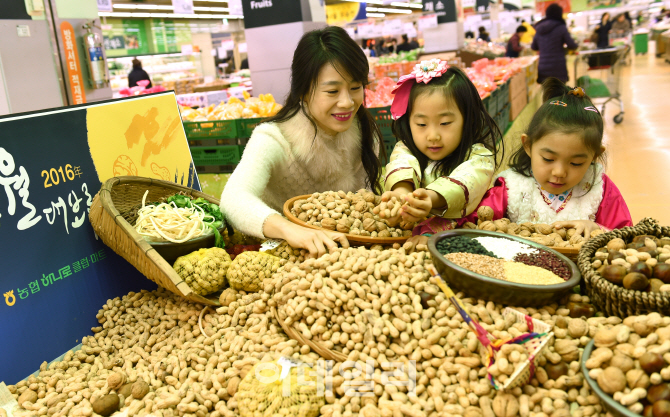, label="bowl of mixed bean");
[428,230,581,306]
